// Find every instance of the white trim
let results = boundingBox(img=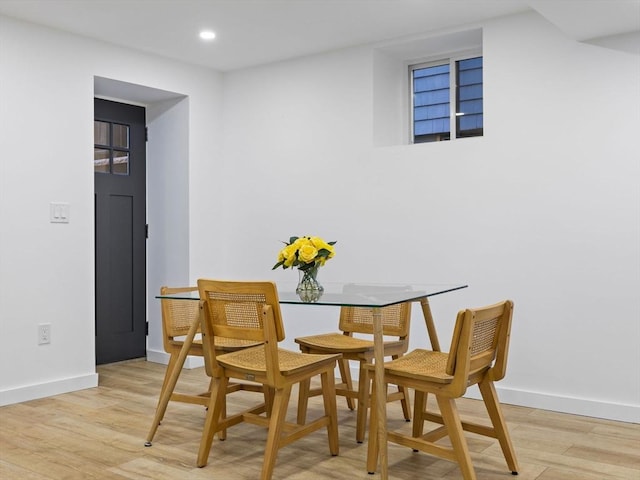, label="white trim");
[145,348,204,369]
[0,373,99,407]
[347,365,639,424]
[465,386,638,424]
